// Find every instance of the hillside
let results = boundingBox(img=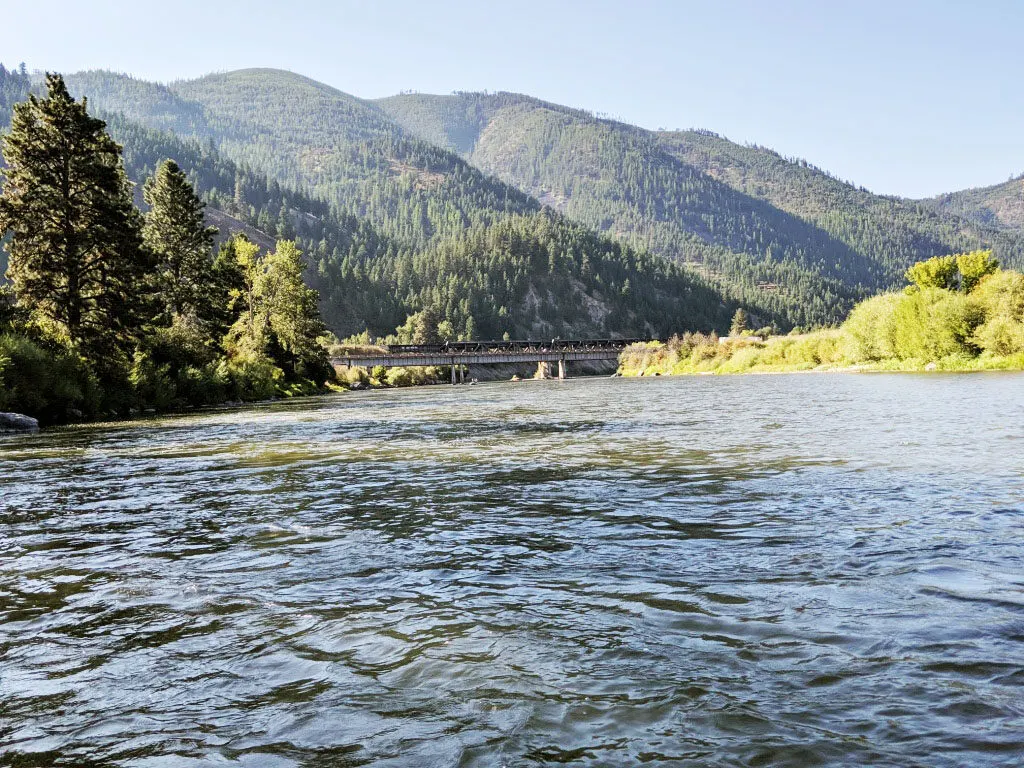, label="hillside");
[64,69,542,248]
[382,93,883,327]
[923,175,1024,231]
[656,130,1024,271]
[4,66,734,339]
[378,91,1024,327]
[17,67,1024,335]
